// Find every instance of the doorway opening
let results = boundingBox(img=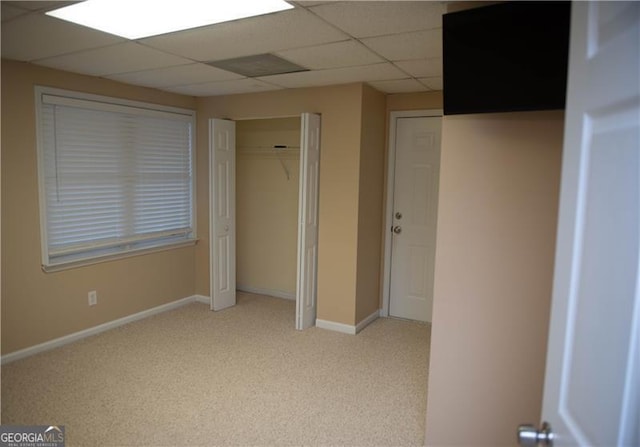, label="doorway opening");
[209,114,321,330]
[236,117,300,301]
